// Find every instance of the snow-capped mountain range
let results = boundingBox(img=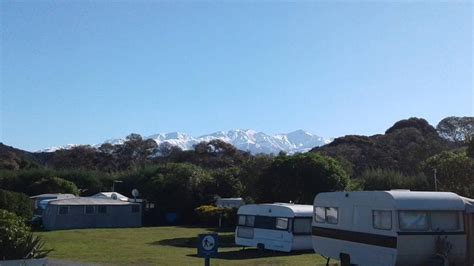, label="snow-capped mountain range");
[40,129,332,155]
